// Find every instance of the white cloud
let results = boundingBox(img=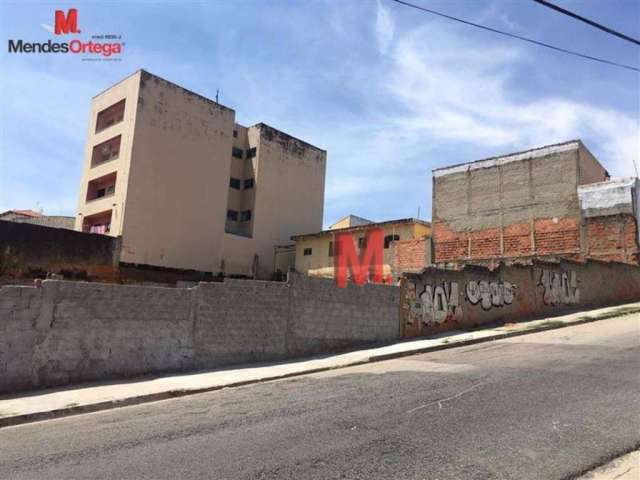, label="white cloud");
[499,13,519,31]
[375,0,394,54]
[381,24,640,177]
[473,2,520,31]
[320,12,638,214]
